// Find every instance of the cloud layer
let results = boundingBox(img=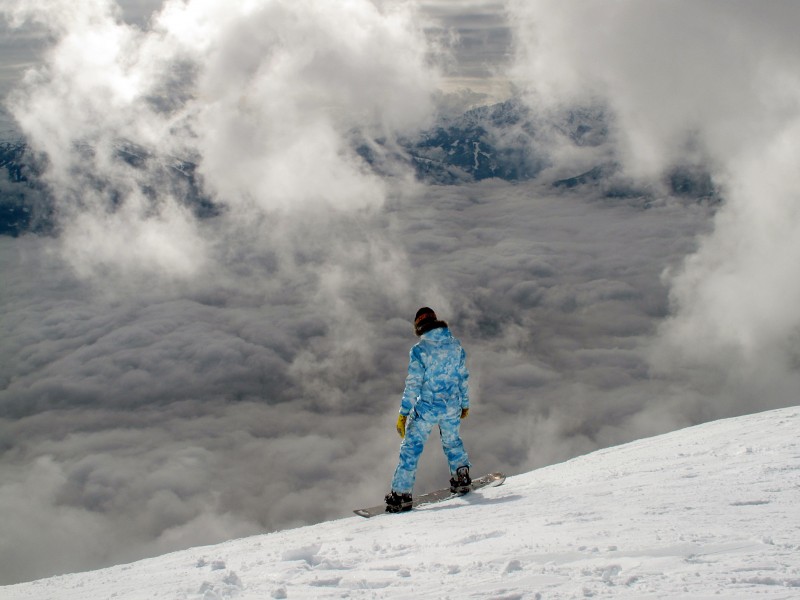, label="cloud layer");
[0,177,713,583]
[508,0,800,411]
[4,0,439,281]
